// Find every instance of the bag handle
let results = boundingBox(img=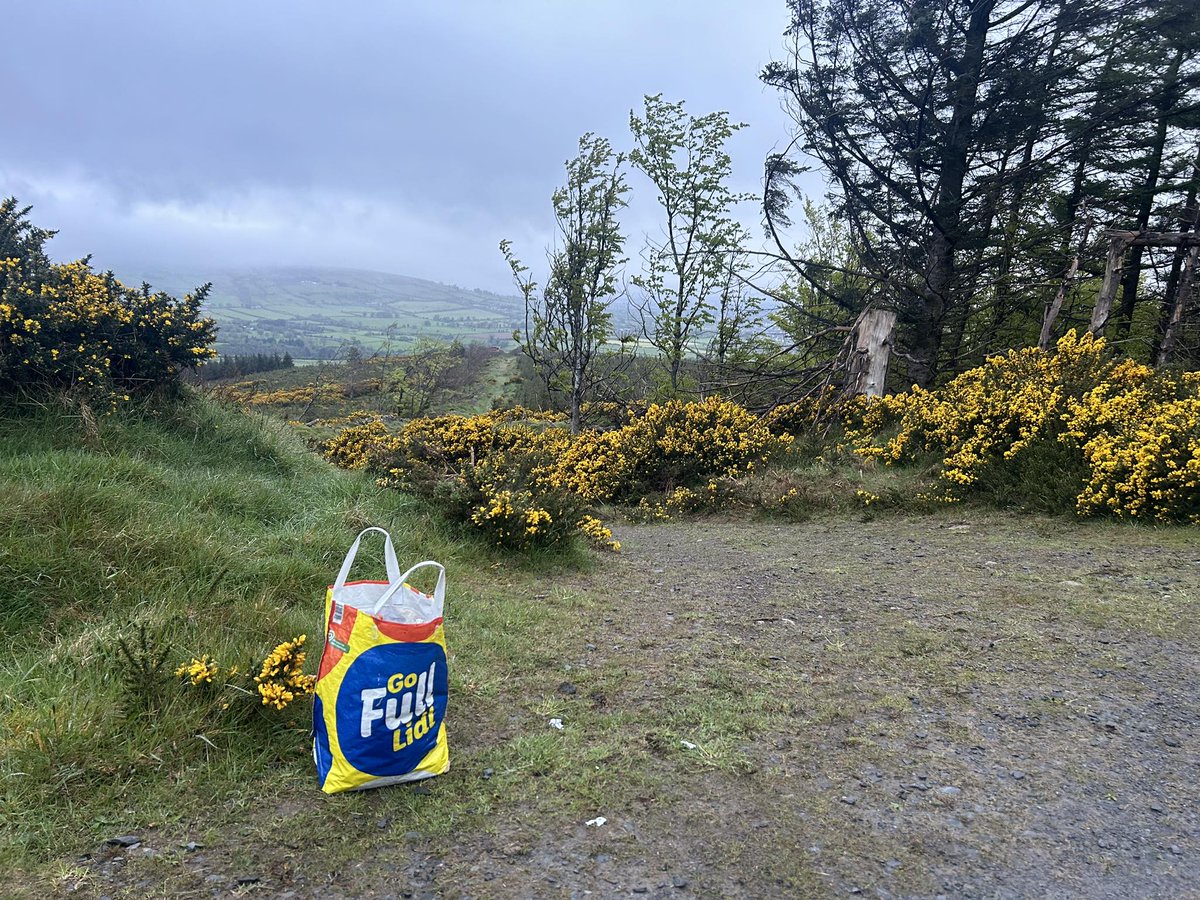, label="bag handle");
[370,560,445,615]
[333,527,402,590]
